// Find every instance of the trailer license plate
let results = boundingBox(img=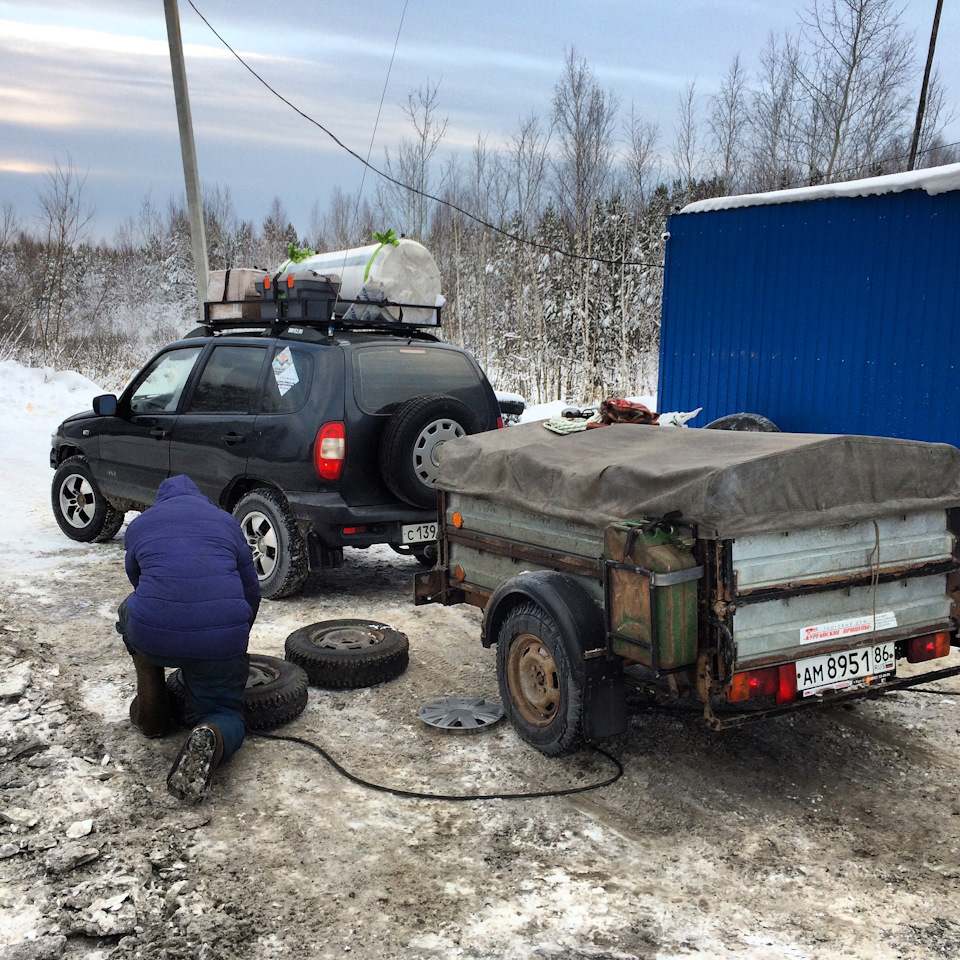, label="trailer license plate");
[796,642,896,696]
[401,522,438,545]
